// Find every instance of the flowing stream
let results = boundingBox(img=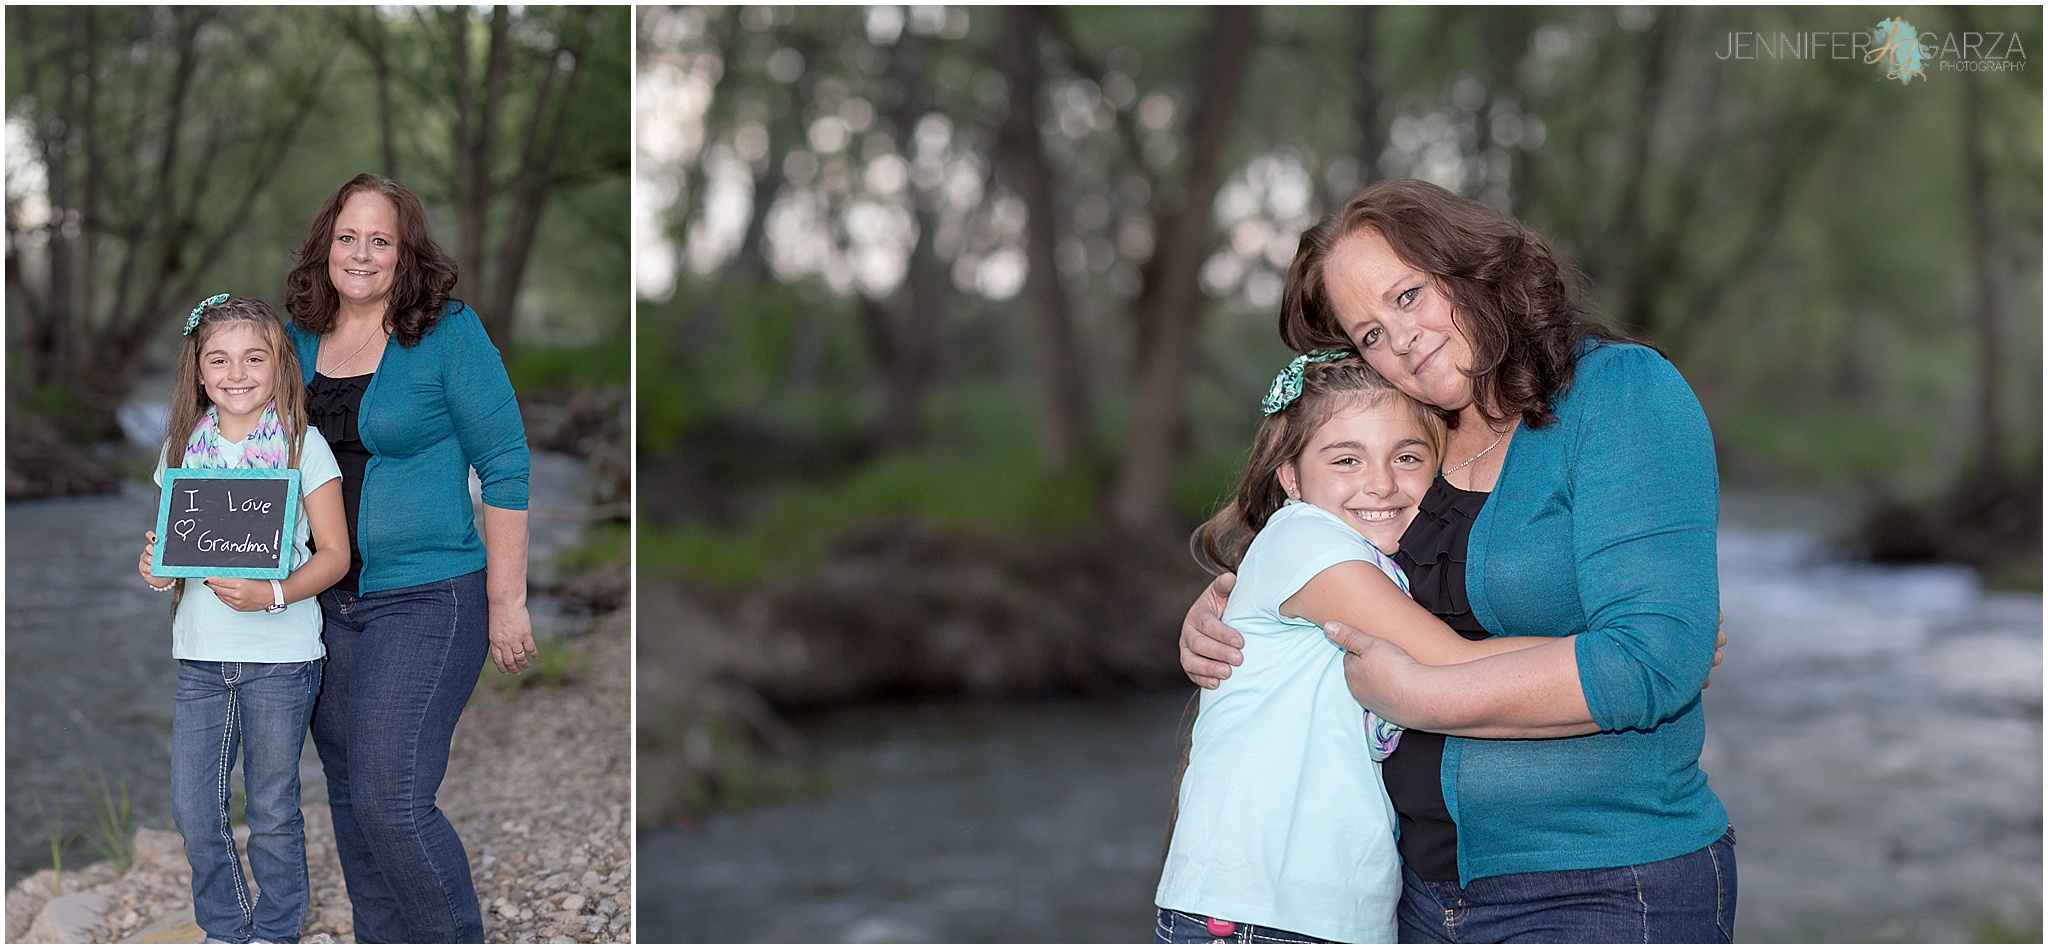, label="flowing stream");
[4,447,593,884]
[638,488,2041,943]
